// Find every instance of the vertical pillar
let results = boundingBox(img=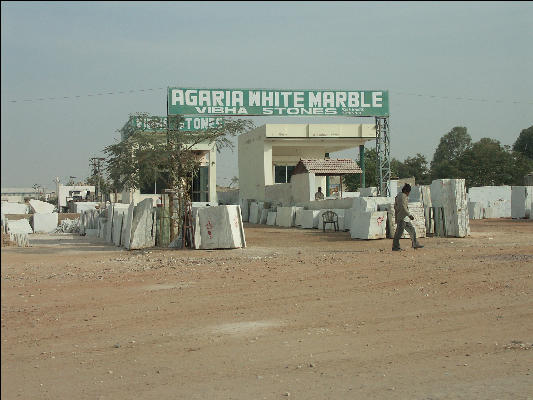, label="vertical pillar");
[359,145,365,188]
[325,152,330,196]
